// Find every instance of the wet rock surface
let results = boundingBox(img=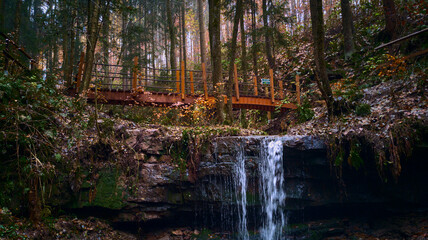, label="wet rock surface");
[60,127,428,237]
